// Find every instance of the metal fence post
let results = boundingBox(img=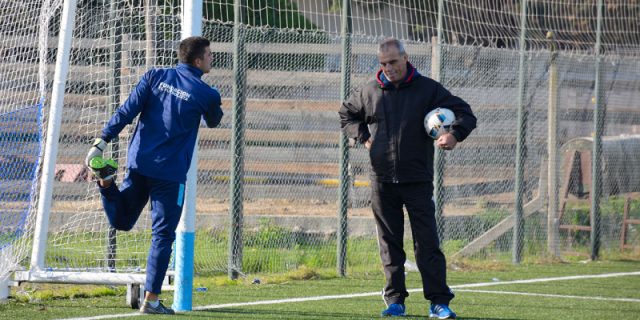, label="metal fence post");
[513,0,528,264]
[337,0,352,278]
[106,0,123,273]
[433,0,446,242]
[546,31,560,257]
[228,0,247,279]
[590,0,605,261]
